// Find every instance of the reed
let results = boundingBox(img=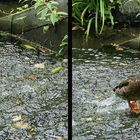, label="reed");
[72,0,122,42]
